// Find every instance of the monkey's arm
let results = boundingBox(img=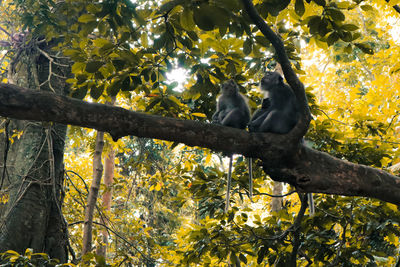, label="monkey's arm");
[212,110,220,122]
[249,109,268,131]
